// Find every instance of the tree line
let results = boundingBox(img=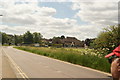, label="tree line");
[91,25,120,55]
[1,31,43,45]
[1,25,120,54]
